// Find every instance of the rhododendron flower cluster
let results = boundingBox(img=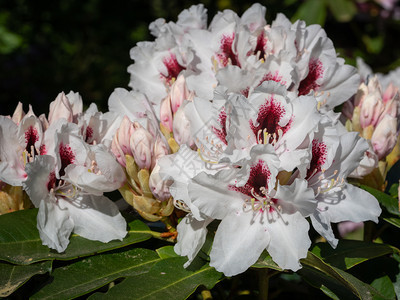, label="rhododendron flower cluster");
[124,3,382,276]
[1,3,393,279]
[0,92,127,252]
